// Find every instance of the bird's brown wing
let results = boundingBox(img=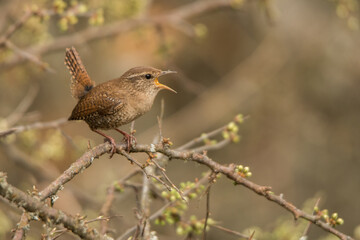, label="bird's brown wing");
[68,92,123,120]
[65,47,95,100]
